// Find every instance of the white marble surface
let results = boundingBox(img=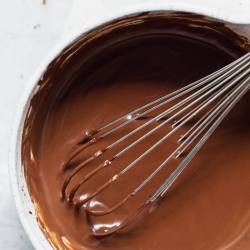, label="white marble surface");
[0,0,73,249]
[1,0,250,249]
